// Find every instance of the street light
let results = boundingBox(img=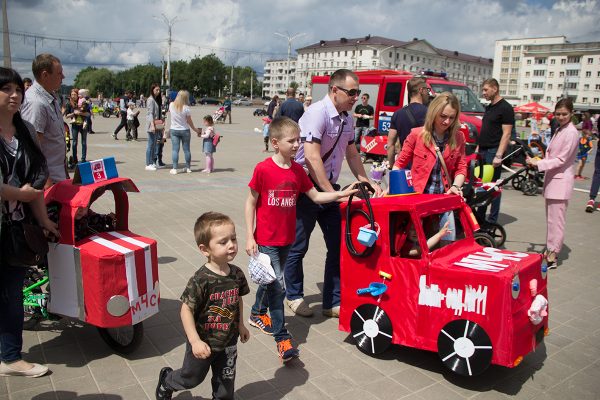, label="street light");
[274,31,305,89]
[366,45,395,69]
[154,13,178,91]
